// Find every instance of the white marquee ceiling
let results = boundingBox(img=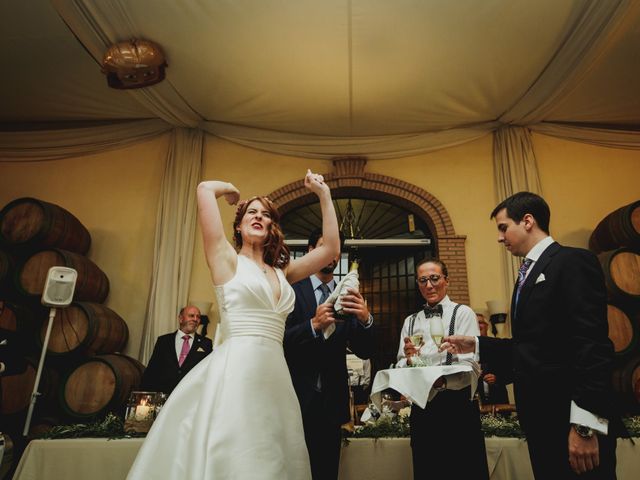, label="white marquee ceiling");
[1,0,639,136]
